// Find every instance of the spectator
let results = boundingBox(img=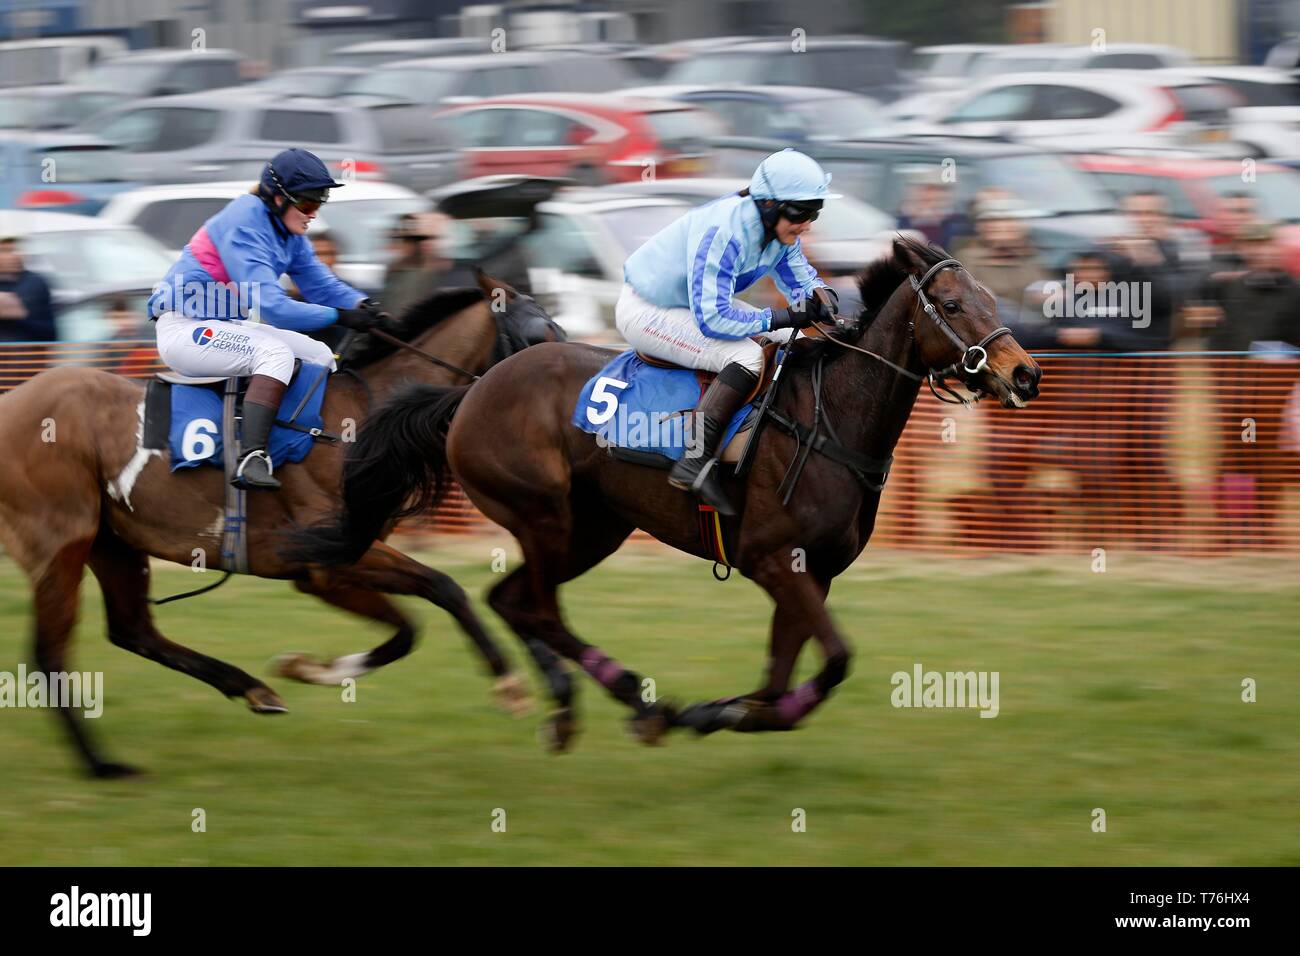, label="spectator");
[0,236,56,343]
[956,196,1047,313]
[895,178,969,250]
[1204,221,1300,350]
[381,212,467,319]
[288,228,340,301]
